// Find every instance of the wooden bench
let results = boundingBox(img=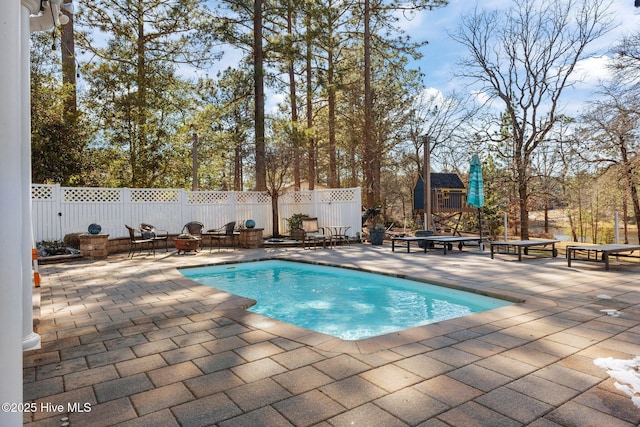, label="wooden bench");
[490,239,559,261]
[567,244,640,270]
